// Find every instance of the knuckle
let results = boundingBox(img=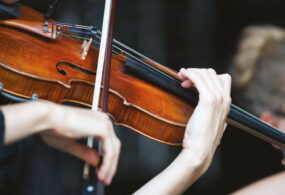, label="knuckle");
[225,97,232,107]
[201,68,208,73]
[222,97,231,111]
[208,68,216,74]
[223,73,232,83]
[217,95,224,104]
